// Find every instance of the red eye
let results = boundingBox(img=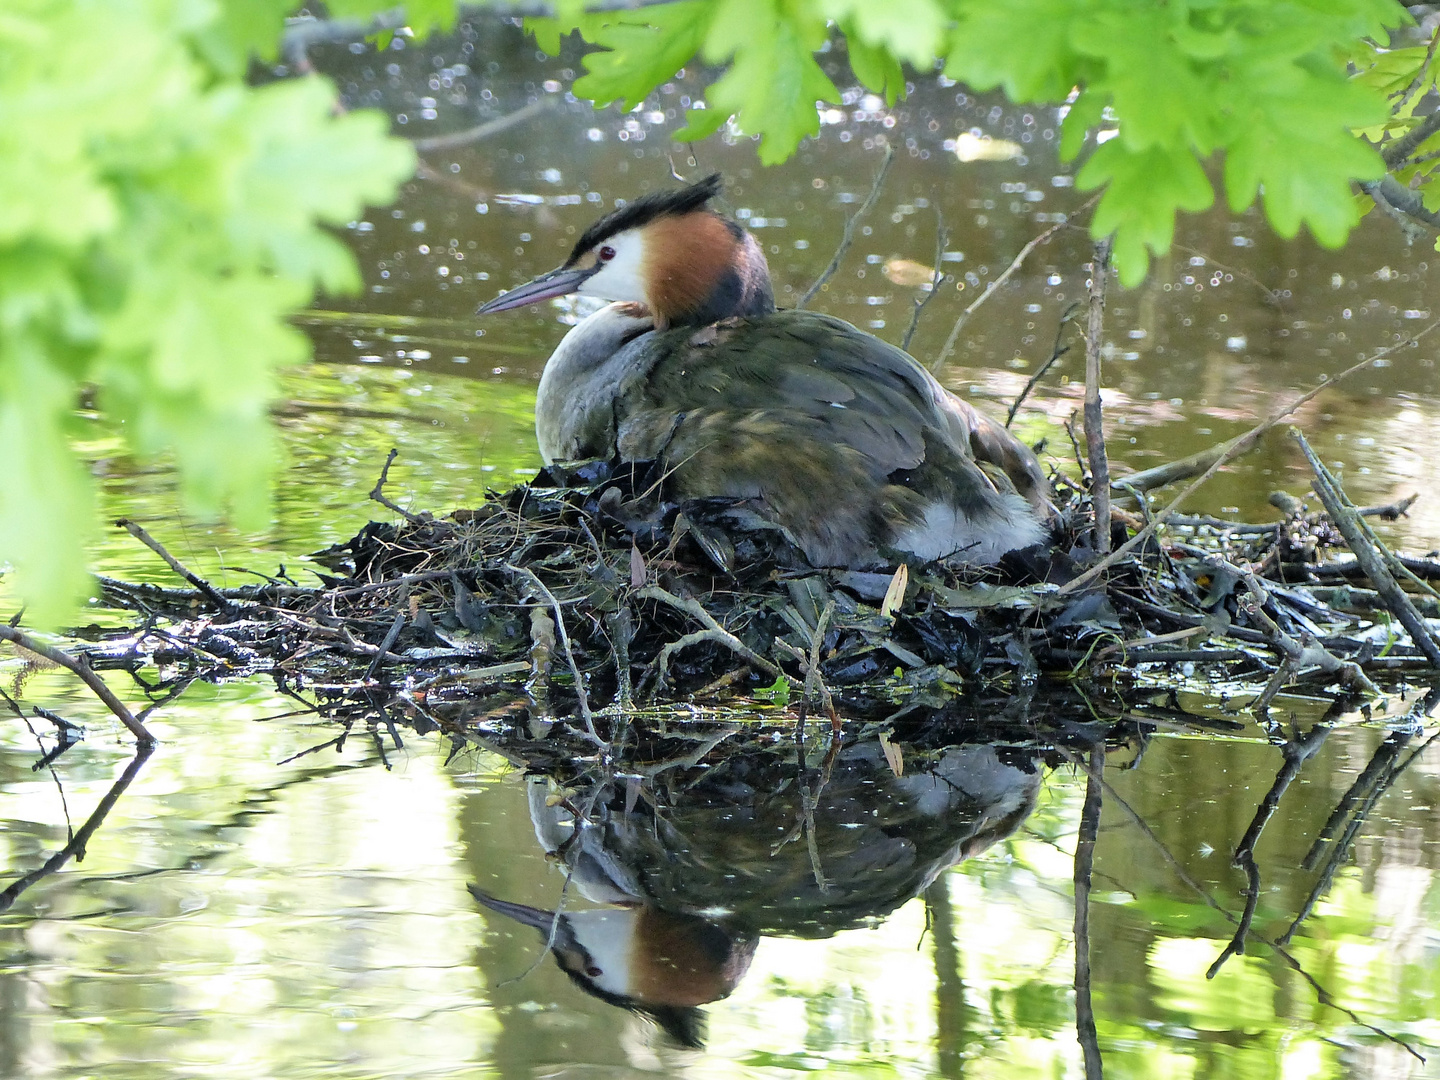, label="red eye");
[598,245,617,262]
